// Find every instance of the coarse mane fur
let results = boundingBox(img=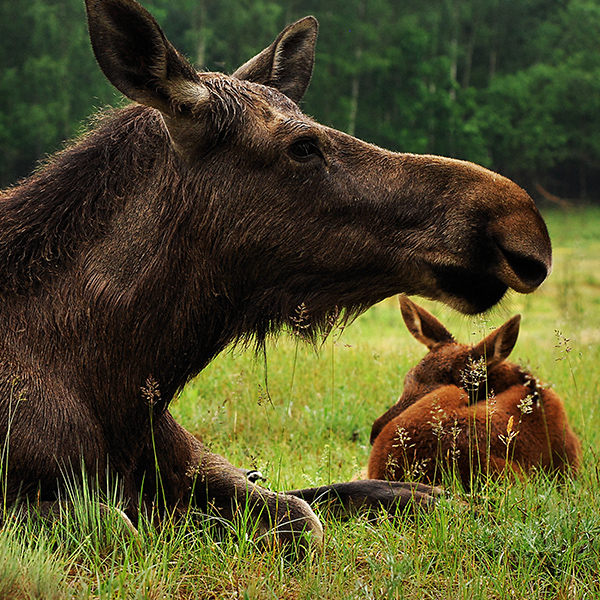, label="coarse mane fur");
[0,106,172,290]
[0,96,361,371]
